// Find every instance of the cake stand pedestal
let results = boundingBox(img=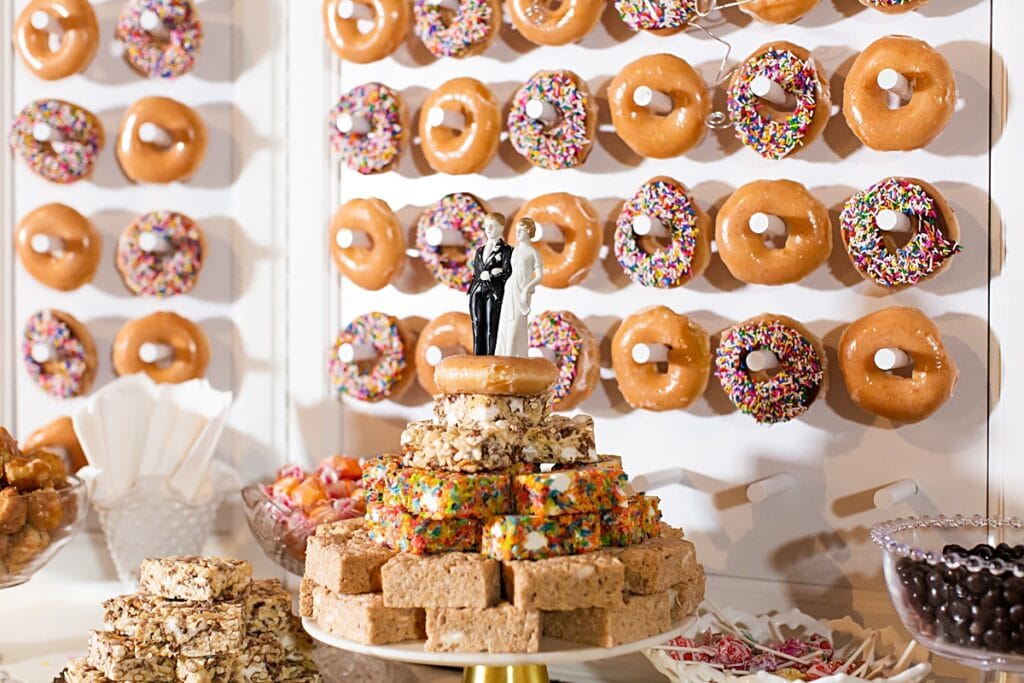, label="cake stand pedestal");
[304,615,694,683]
